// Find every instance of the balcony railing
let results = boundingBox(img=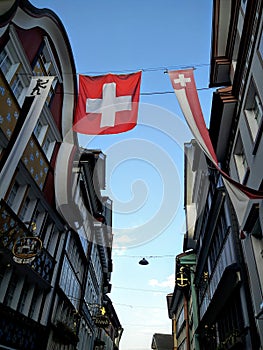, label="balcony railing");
[0,199,31,251]
[30,247,55,284]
